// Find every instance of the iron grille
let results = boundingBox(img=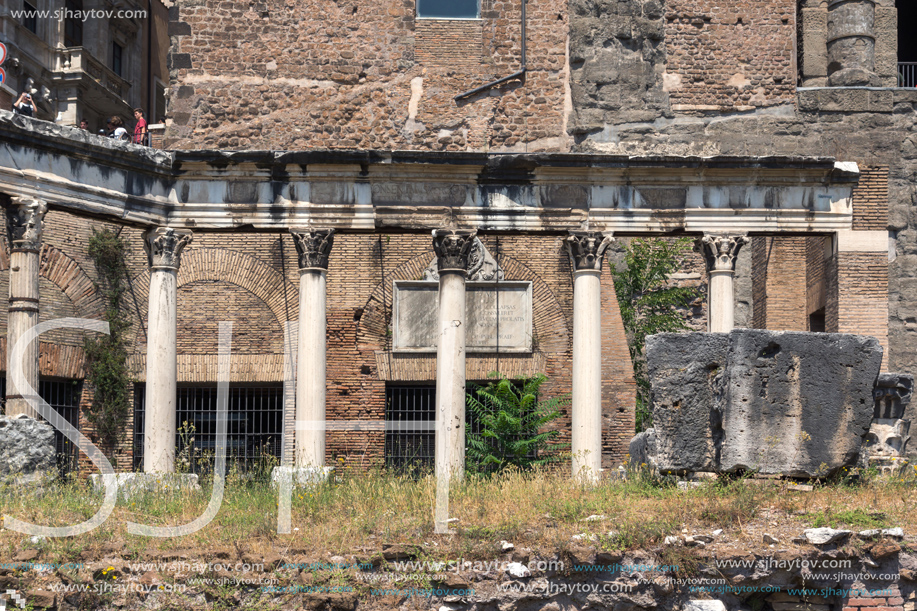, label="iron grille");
[385,385,437,470]
[133,384,283,473]
[0,377,82,477]
[385,384,513,471]
[900,63,917,88]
